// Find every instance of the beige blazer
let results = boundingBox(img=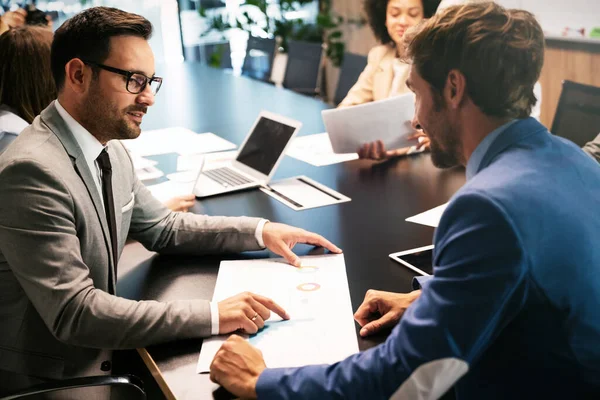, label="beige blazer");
[0,102,263,394]
[339,44,410,108]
